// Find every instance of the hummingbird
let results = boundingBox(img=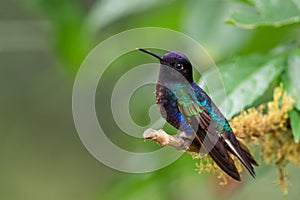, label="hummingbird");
[138,48,258,181]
